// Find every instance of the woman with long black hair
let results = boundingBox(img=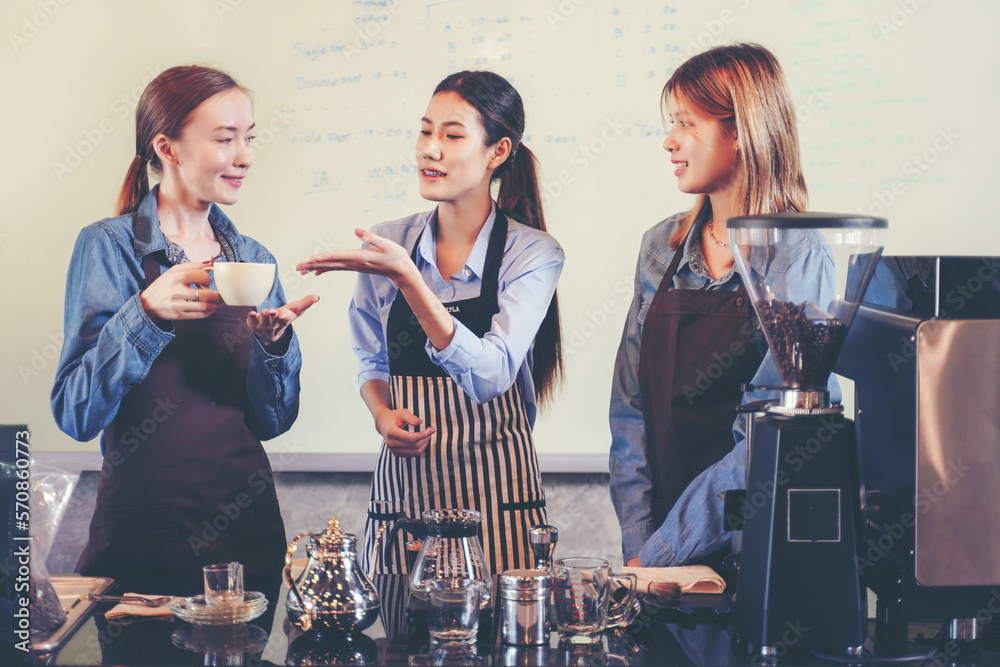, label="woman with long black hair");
[298,70,563,575]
